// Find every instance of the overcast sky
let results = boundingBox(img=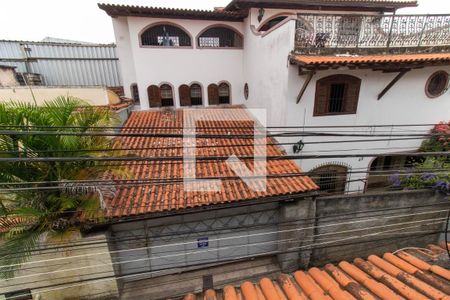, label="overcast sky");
[0,0,448,44]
